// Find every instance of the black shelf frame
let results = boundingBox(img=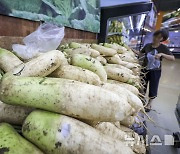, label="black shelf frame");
[98,2,153,43]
